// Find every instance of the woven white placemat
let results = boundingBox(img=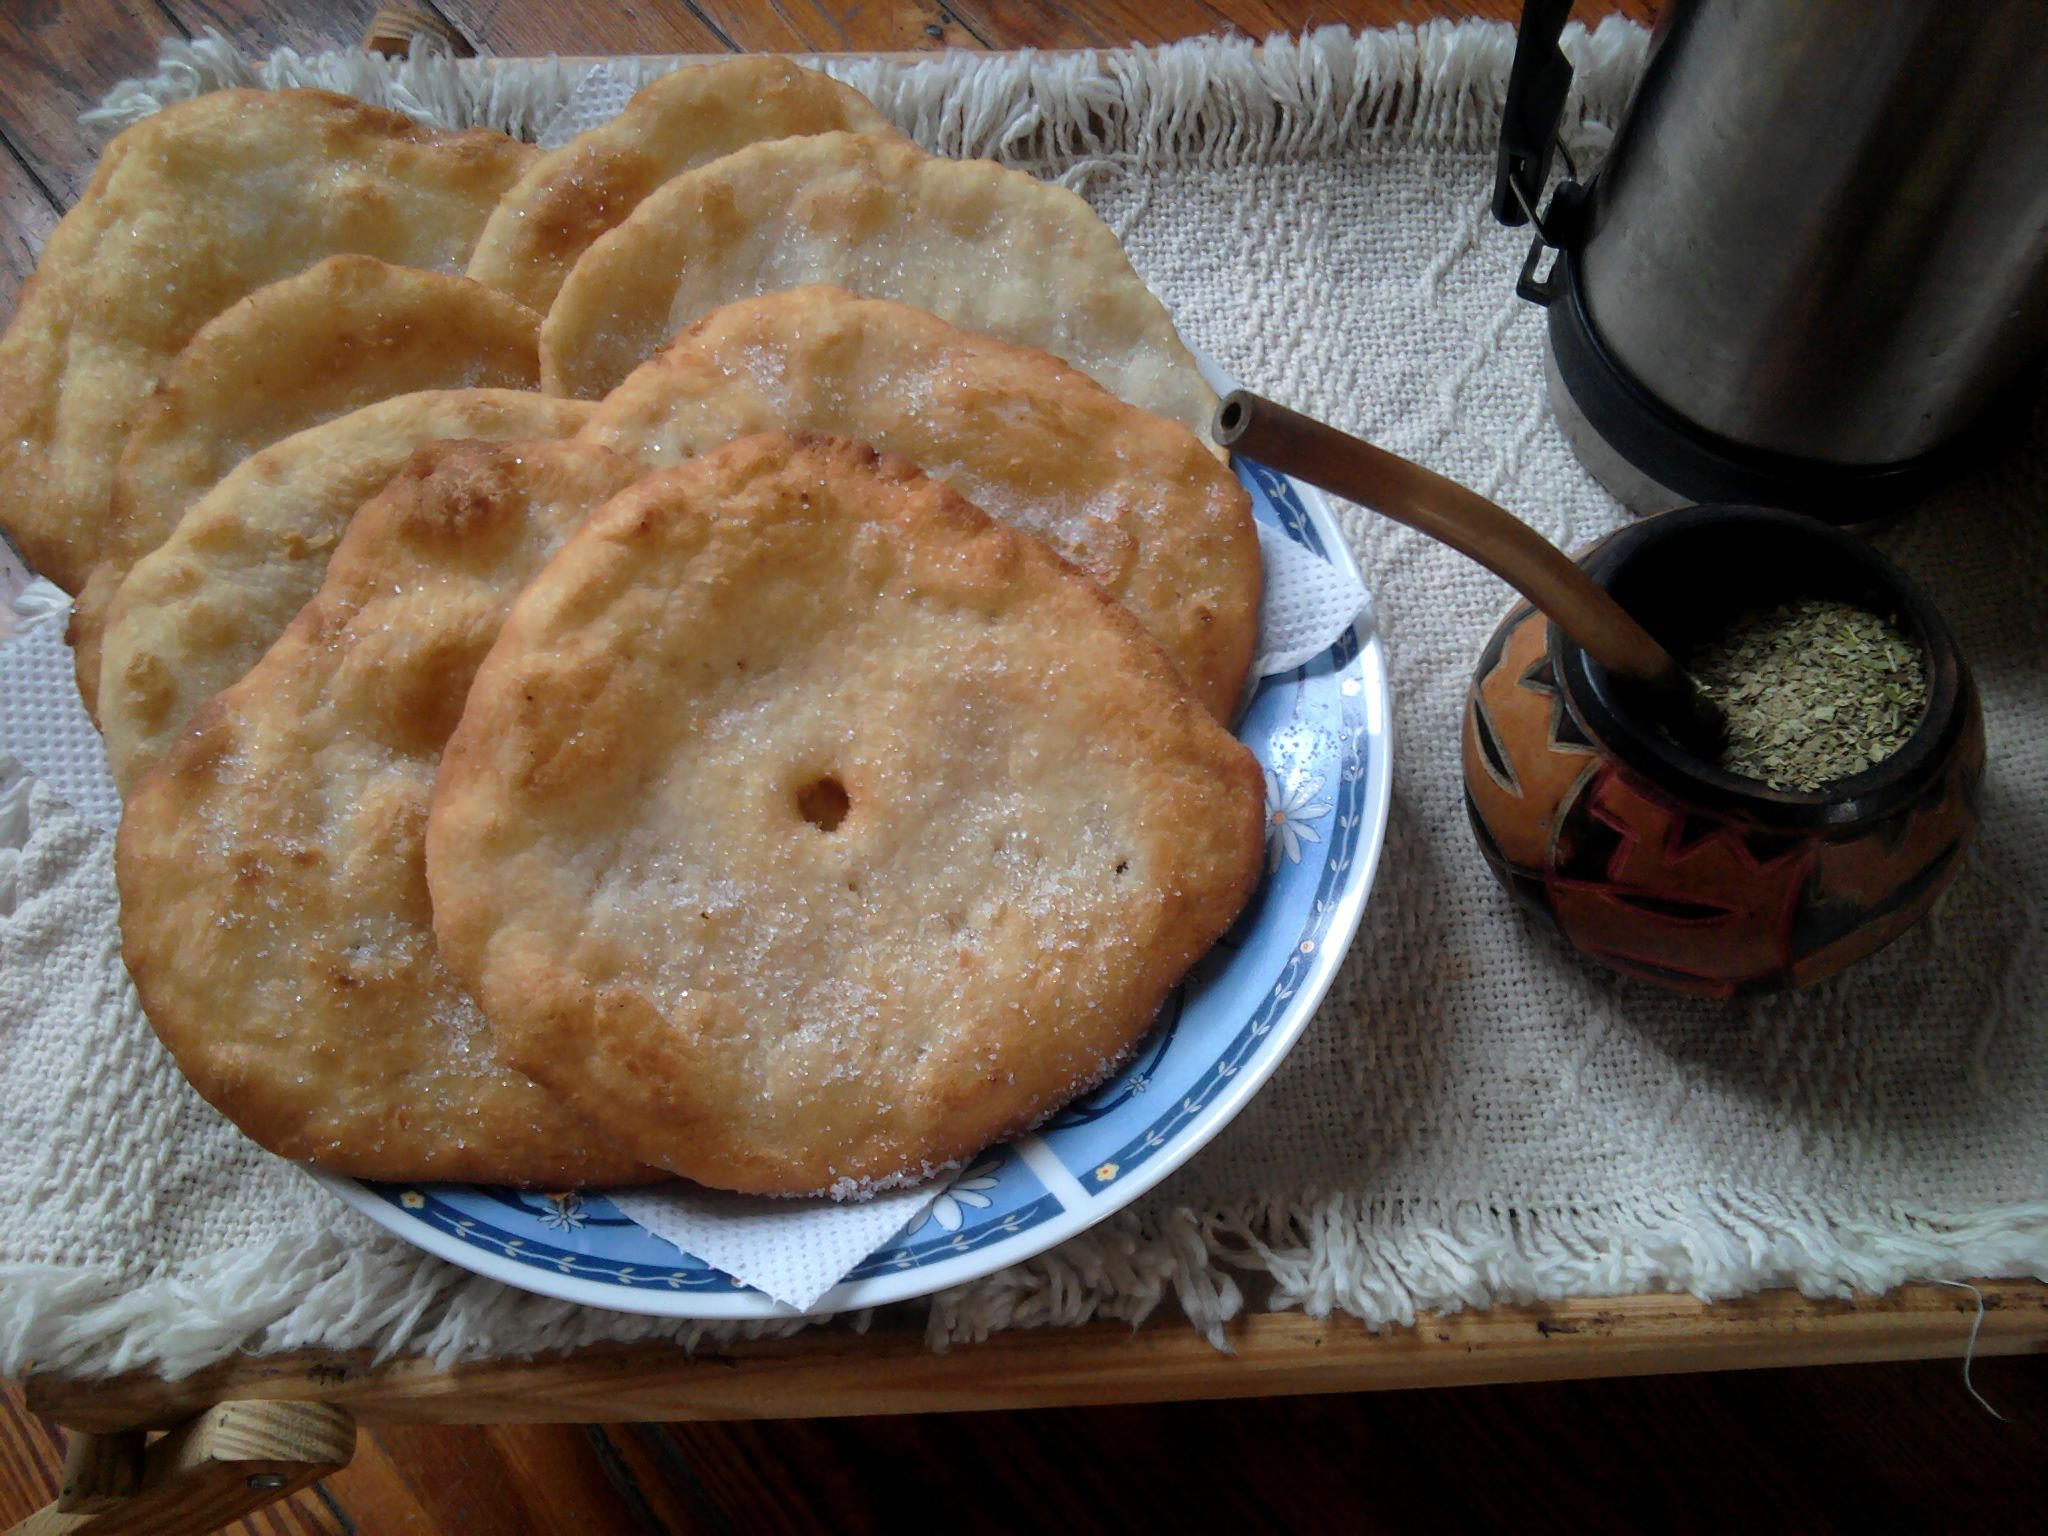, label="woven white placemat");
[4,22,2043,1380]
